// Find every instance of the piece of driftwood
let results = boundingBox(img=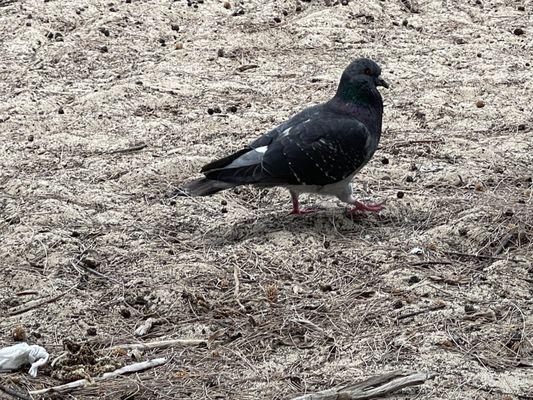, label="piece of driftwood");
[291,370,435,400]
[29,358,167,395]
[108,338,207,352]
